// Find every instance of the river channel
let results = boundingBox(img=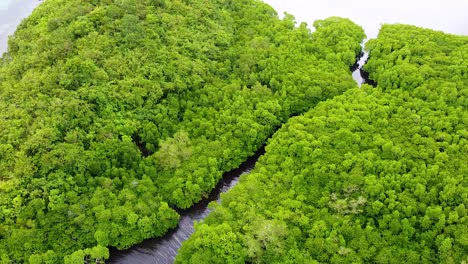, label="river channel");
[0,1,466,263]
[109,43,374,264]
[108,148,265,264]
